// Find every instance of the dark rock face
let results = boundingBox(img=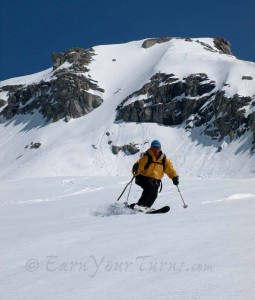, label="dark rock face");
[25,142,42,149]
[1,38,254,151]
[0,99,6,108]
[40,72,104,121]
[242,76,253,80]
[116,72,255,144]
[142,38,172,48]
[111,143,140,155]
[1,48,104,121]
[213,38,233,55]
[141,37,233,56]
[51,47,94,71]
[116,73,216,125]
